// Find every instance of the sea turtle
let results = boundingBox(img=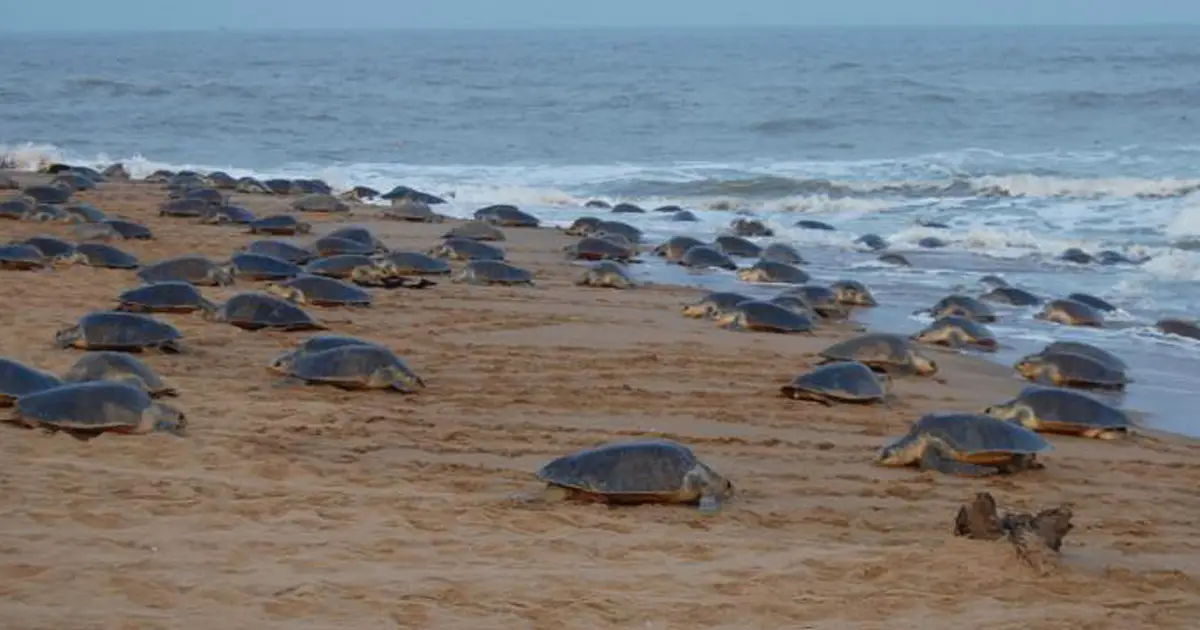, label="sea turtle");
[73,222,121,242]
[204,292,328,331]
[878,253,912,266]
[830,280,878,307]
[1059,248,1093,264]
[729,218,773,238]
[795,219,835,231]
[0,357,63,405]
[1039,341,1127,372]
[143,169,174,183]
[431,237,506,261]
[248,214,311,235]
[64,202,107,222]
[176,187,226,206]
[611,202,645,214]
[1034,298,1104,327]
[875,412,1052,476]
[760,243,807,265]
[856,234,888,250]
[292,179,332,195]
[737,260,811,285]
[303,254,376,279]
[917,236,948,249]
[584,200,611,209]
[75,243,140,269]
[204,171,237,189]
[818,333,938,376]
[453,260,535,286]
[653,235,707,262]
[116,281,217,314]
[912,315,999,352]
[1096,250,1139,265]
[240,240,315,265]
[235,177,272,194]
[1013,352,1129,391]
[158,198,210,218]
[527,439,733,513]
[313,235,376,258]
[325,226,386,251]
[679,245,737,271]
[1157,318,1200,341]
[575,261,637,289]
[280,344,425,392]
[102,163,130,180]
[444,221,506,242]
[715,300,816,334]
[382,199,445,223]
[0,243,47,270]
[61,351,178,397]
[984,386,1132,440]
[978,275,1009,288]
[292,193,349,213]
[593,220,643,244]
[263,179,293,194]
[100,218,153,240]
[925,294,998,323]
[265,275,373,307]
[21,235,77,262]
[201,204,256,225]
[681,291,751,319]
[475,204,541,227]
[769,293,818,318]
[0,196,36,220]
[779,361,889,406]
[565,236,637,262]
[379,185,446,205]
[713,235,762,258]
[137,255,233,286]
[1065,292,1116,313]
[339,185,380,201]
[379,251,453,276]
[267,334,381,373]
[778,285,849,320]
[980,286,1043,307]
[55,311,185,353]
[564,216,603,236]
[22,184,72,204]
[3,381,187,435]
[671,210,698,222]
